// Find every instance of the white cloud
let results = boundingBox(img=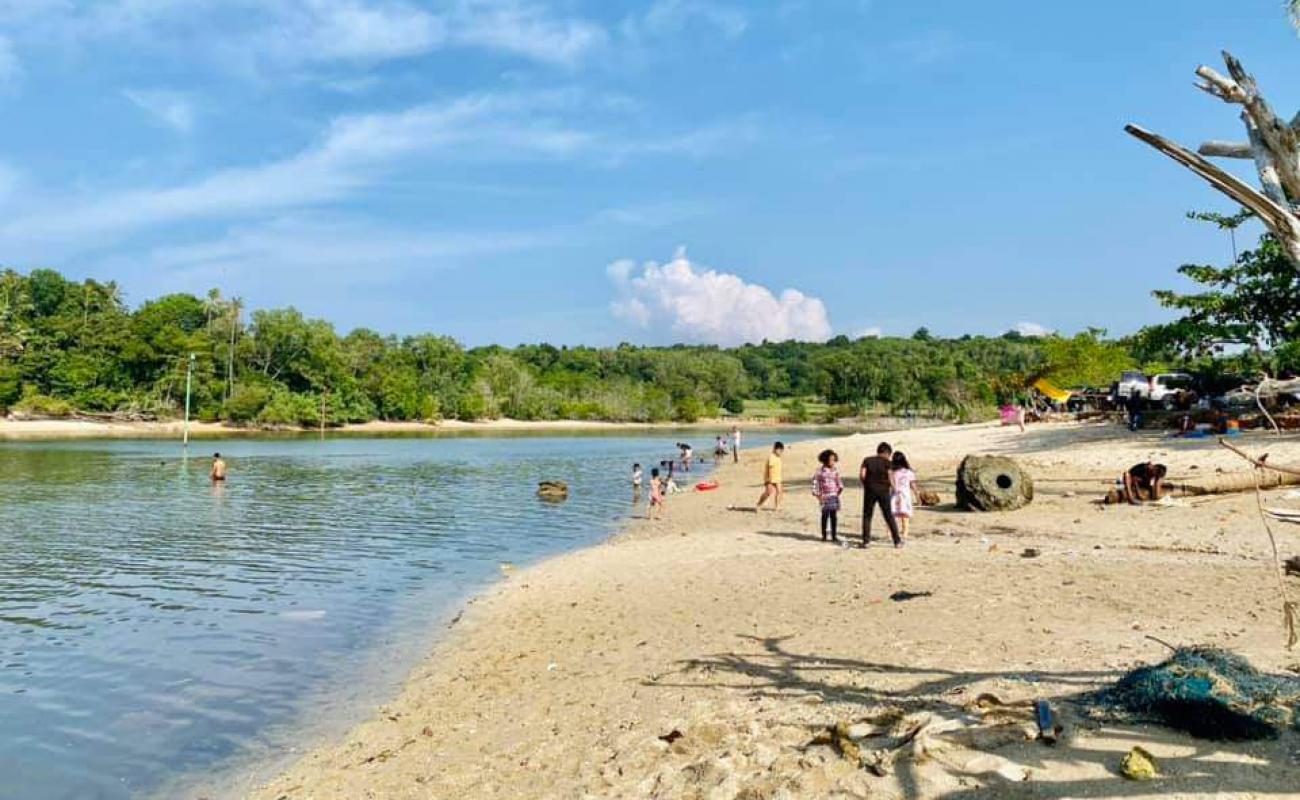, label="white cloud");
[1012,321,1054,337]
[123,89,196,133]
[607,248,832,346]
